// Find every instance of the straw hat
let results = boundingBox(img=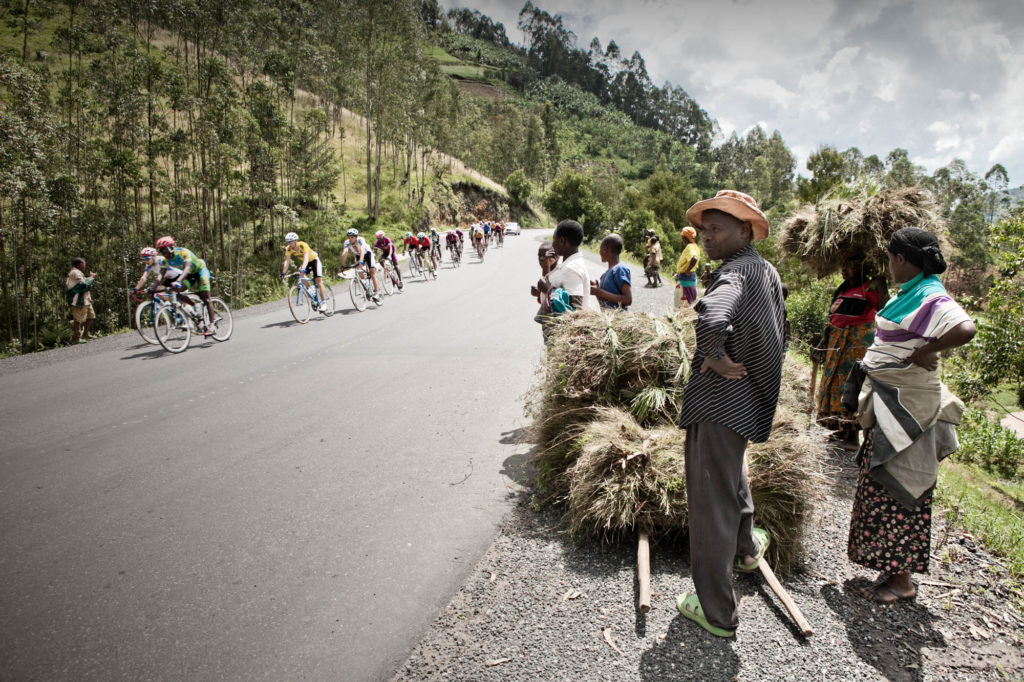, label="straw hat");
[686,190,769,241]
